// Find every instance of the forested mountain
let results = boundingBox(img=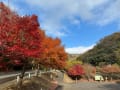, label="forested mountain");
[77,32,120,66]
